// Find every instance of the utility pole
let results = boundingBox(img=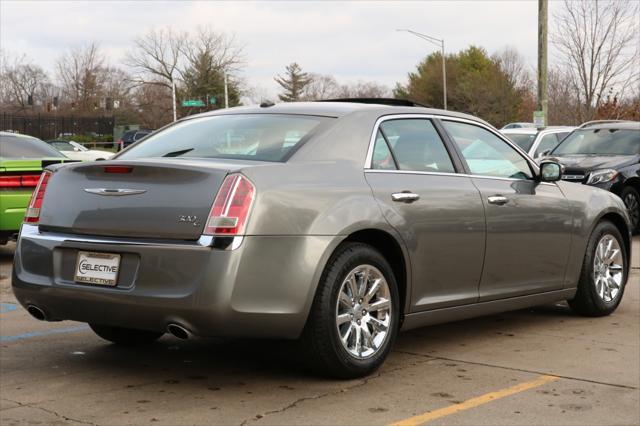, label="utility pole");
[537,0,548,126]
[171,78,177,122]
[224,73,229,109]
